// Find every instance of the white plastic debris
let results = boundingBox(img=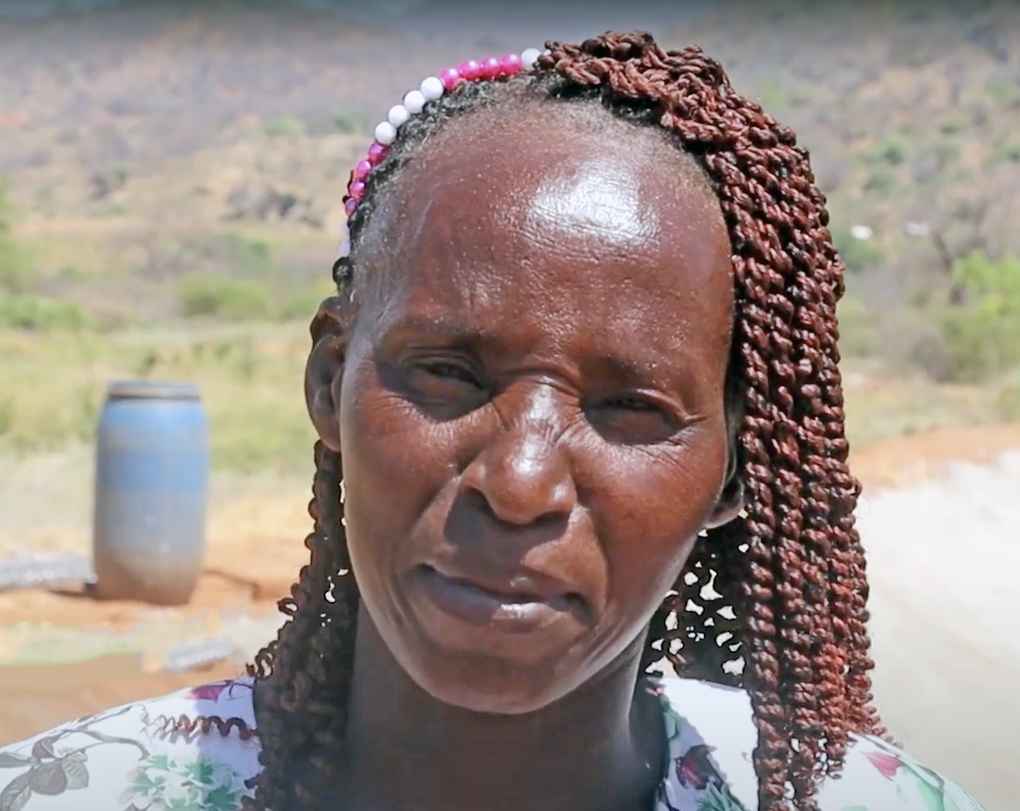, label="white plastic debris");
[0,554,95,592]
[163,637,237,673]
